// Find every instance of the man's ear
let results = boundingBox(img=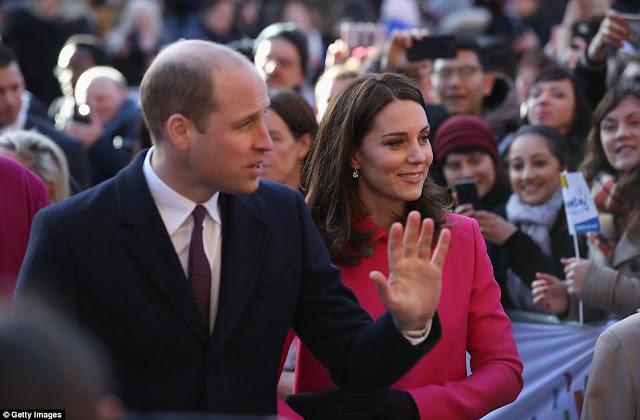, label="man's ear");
[483,71,496,97]
[165,114,192,151]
